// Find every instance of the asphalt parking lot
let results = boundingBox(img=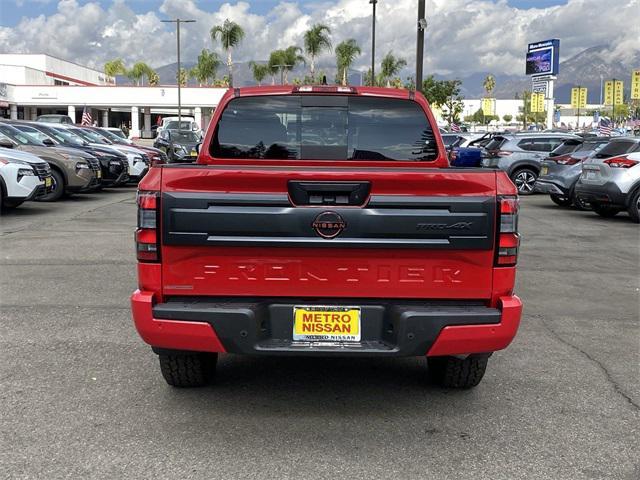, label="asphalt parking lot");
[0,189,638,480]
